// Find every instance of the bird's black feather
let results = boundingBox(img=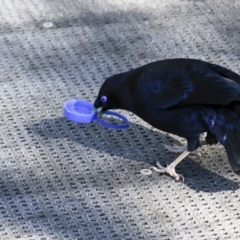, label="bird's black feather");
[137,59,240,109]
[94,59,240,174]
